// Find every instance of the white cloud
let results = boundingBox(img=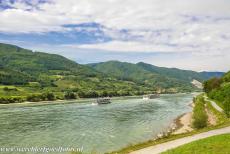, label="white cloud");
[72,41,175,53]
[0,0,230,71]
